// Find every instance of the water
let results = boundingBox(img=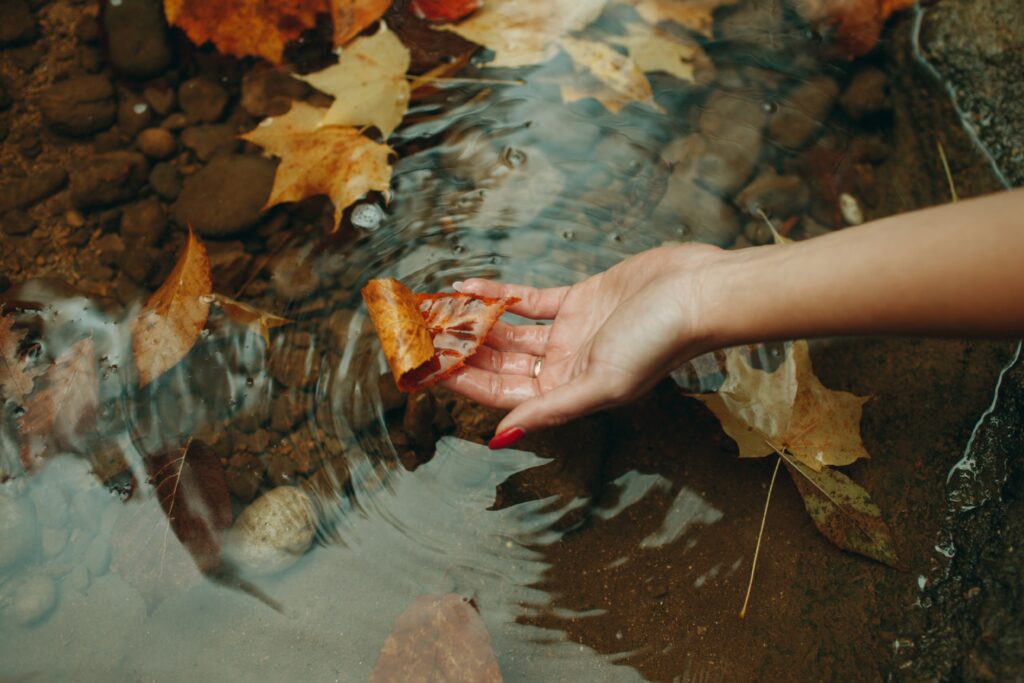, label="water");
[0,2,1018,681]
